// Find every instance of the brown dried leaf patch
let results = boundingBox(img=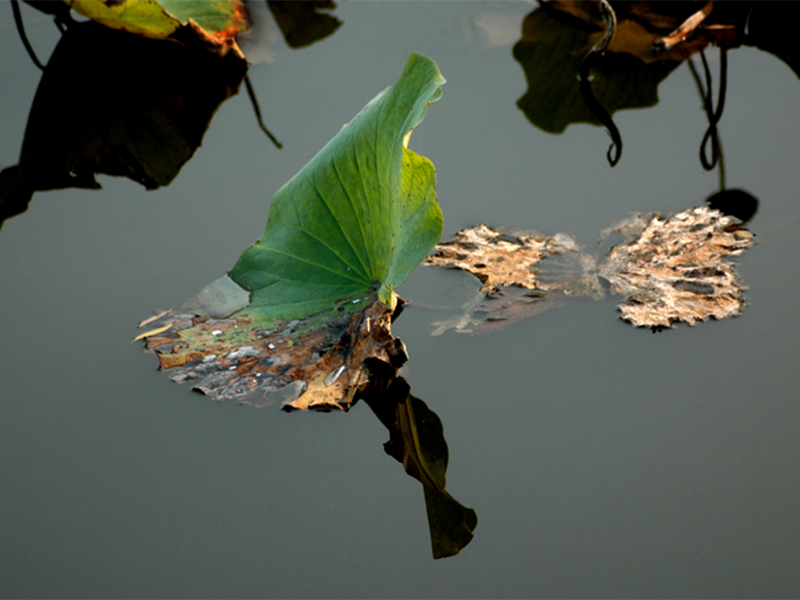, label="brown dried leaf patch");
[600,207,756,328]
[425,208,755,333]
[138,297,407,411]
